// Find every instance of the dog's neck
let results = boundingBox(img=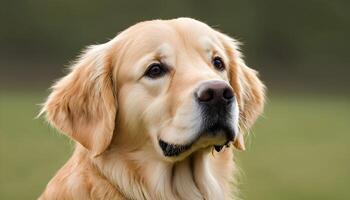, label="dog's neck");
[93,145,236,200]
